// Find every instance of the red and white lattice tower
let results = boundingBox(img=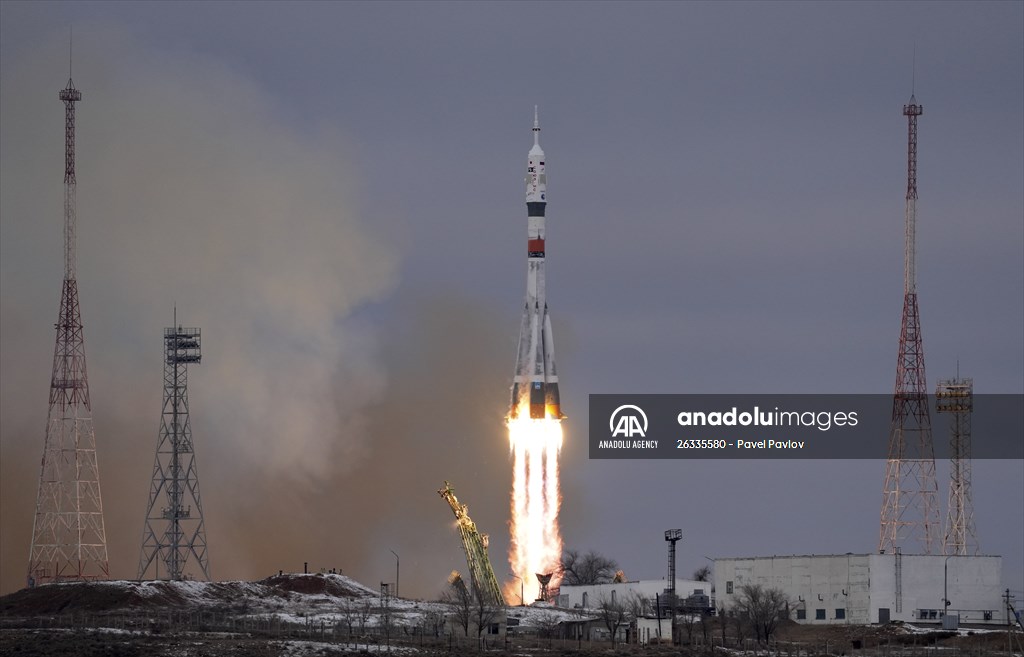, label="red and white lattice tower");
[878,94,941,555]
[27,74,110,586]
